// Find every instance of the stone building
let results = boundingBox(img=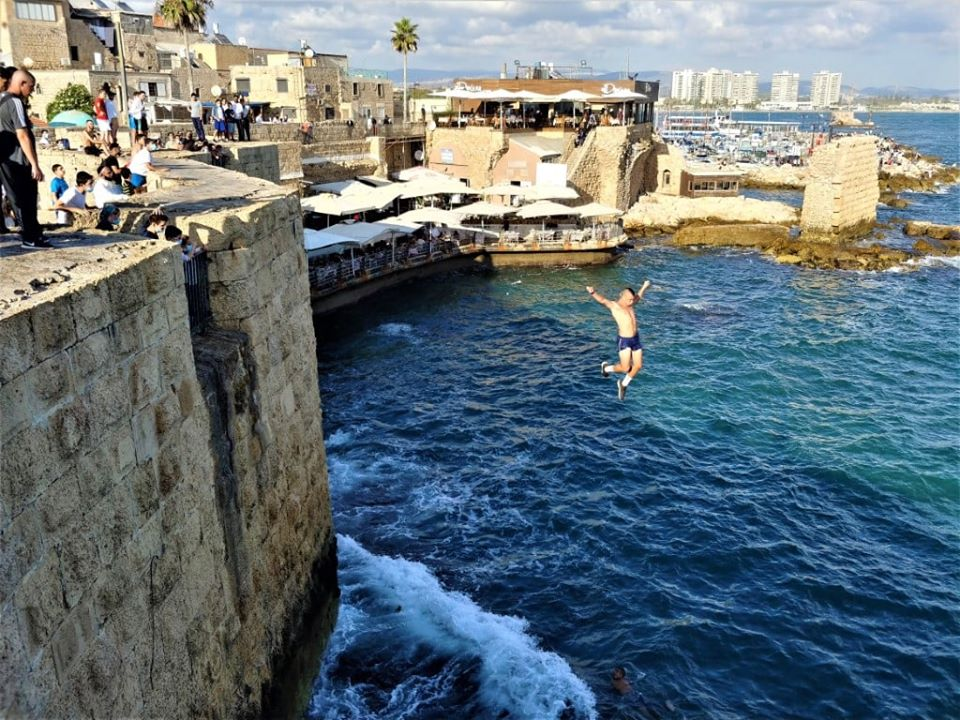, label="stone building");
[655,144,743,198]
[229,54,393,123]
[0,0,73,70]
